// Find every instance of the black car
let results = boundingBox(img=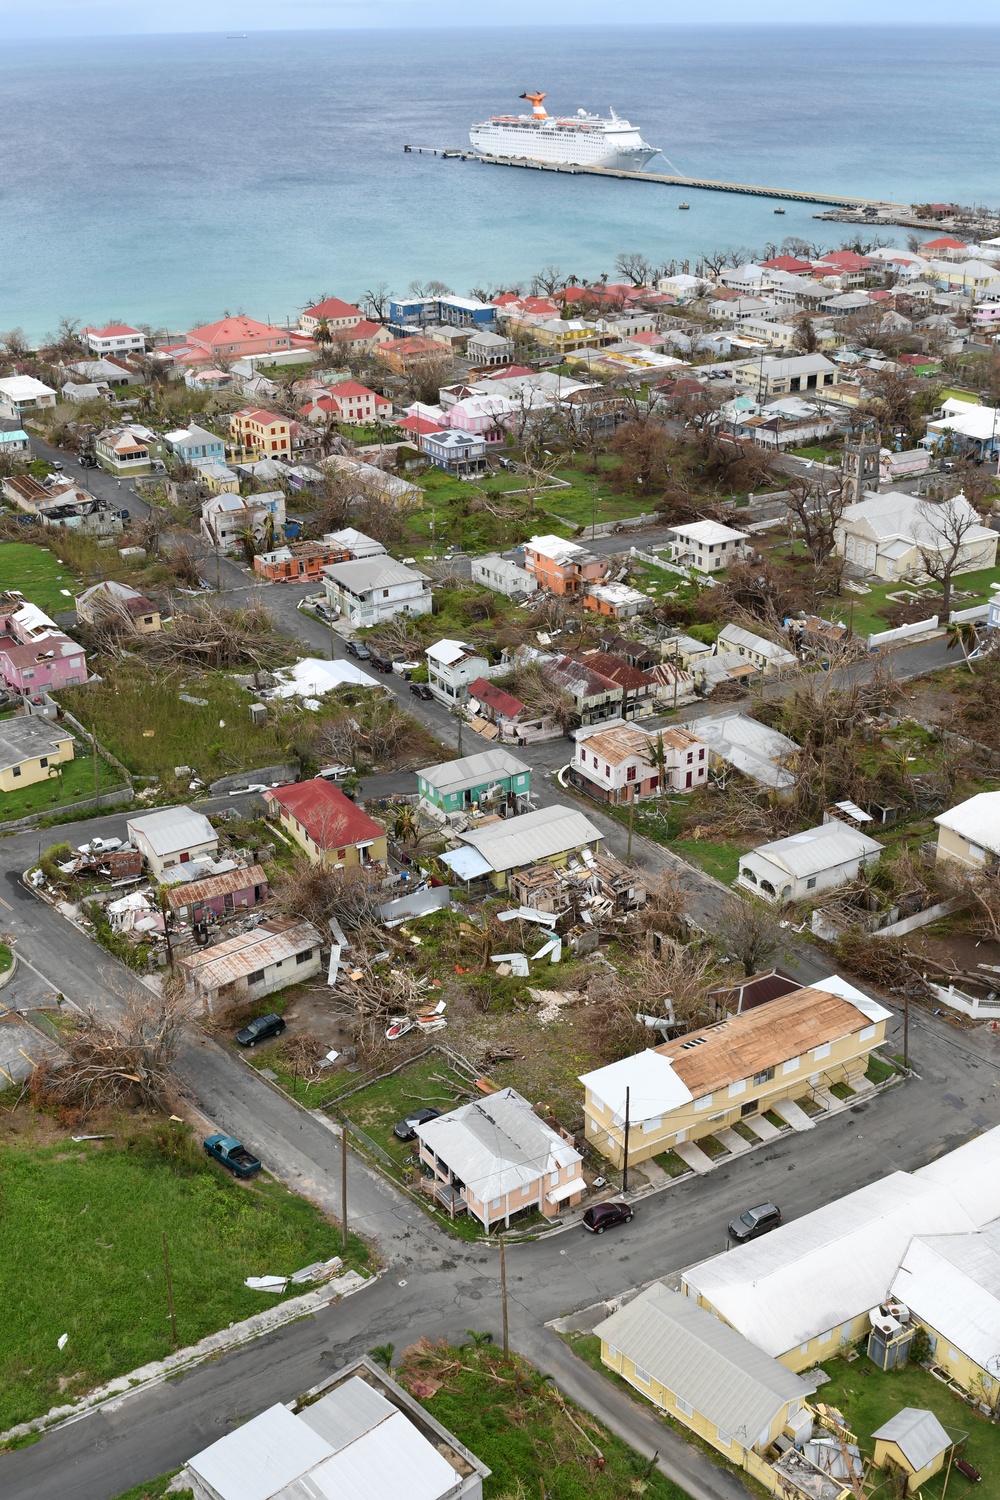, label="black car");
[346,640,370,660]
[392,1106,443,1142]
[728,1202,782,1243]
[409,682,433,700]
[236,1012,287,1047]
[370,654,394,673]
[582,1201,634,1234]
